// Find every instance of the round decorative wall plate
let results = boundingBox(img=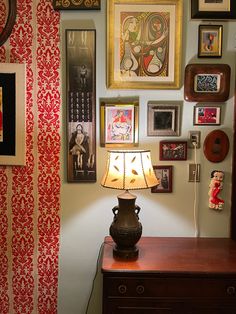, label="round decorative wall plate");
[203,129,229,163]
[0,0,17,46]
